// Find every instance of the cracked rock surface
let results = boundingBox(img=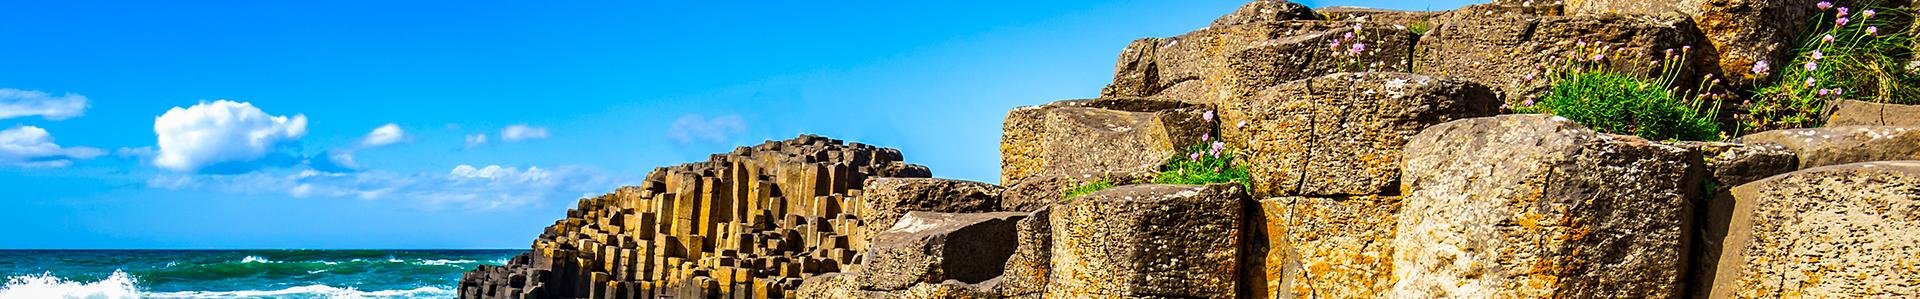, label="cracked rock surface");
[1224,72,1500,198]
[1393,115,1699,298]
[1708,161,1920,298]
